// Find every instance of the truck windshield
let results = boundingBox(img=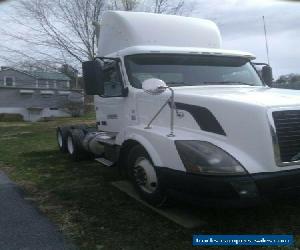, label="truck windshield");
[125,54,263,88]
